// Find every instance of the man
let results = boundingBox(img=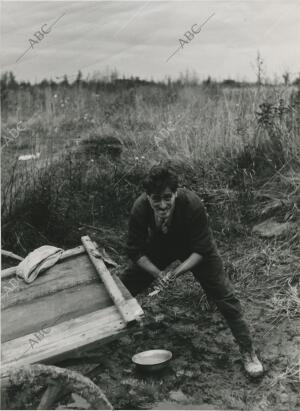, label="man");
[122,163,264,377]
